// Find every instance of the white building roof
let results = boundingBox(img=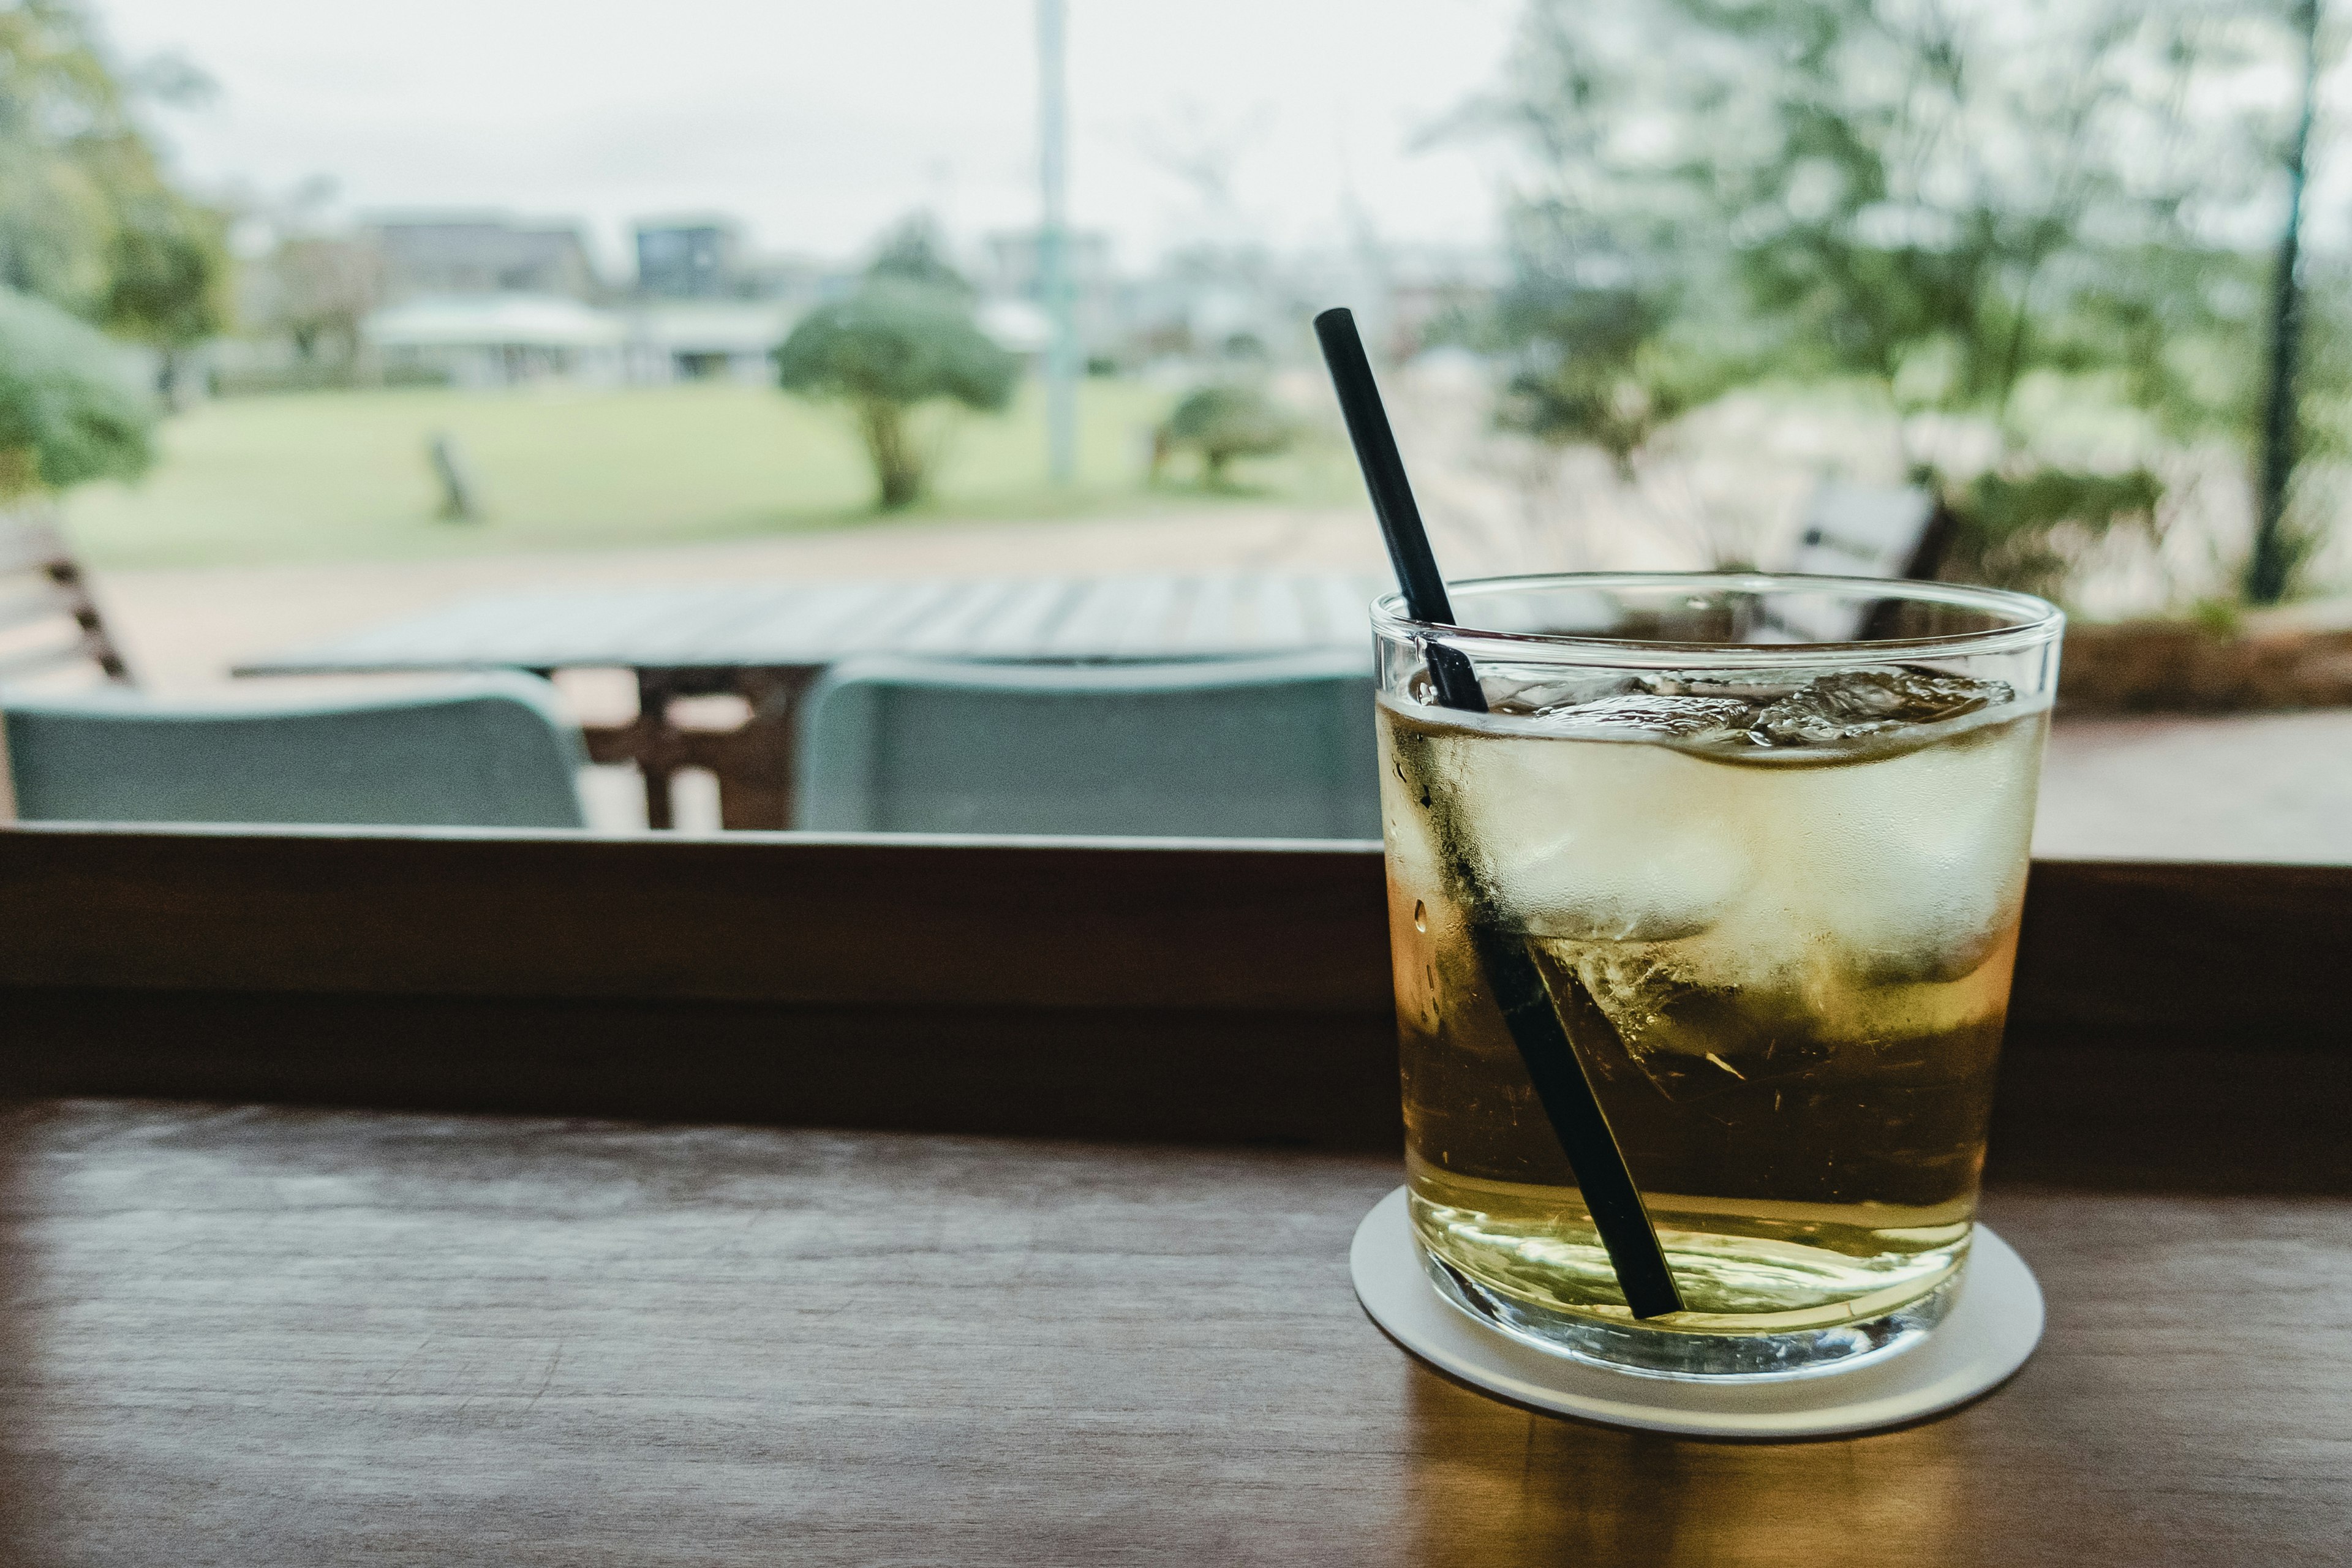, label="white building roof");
[626,301,798,355]
[365,294,627,350]
[977,297,1052,355]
